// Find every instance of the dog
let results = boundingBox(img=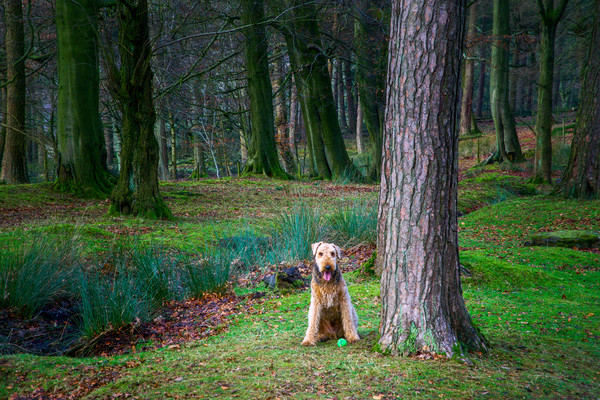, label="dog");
[301,242,360,346]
